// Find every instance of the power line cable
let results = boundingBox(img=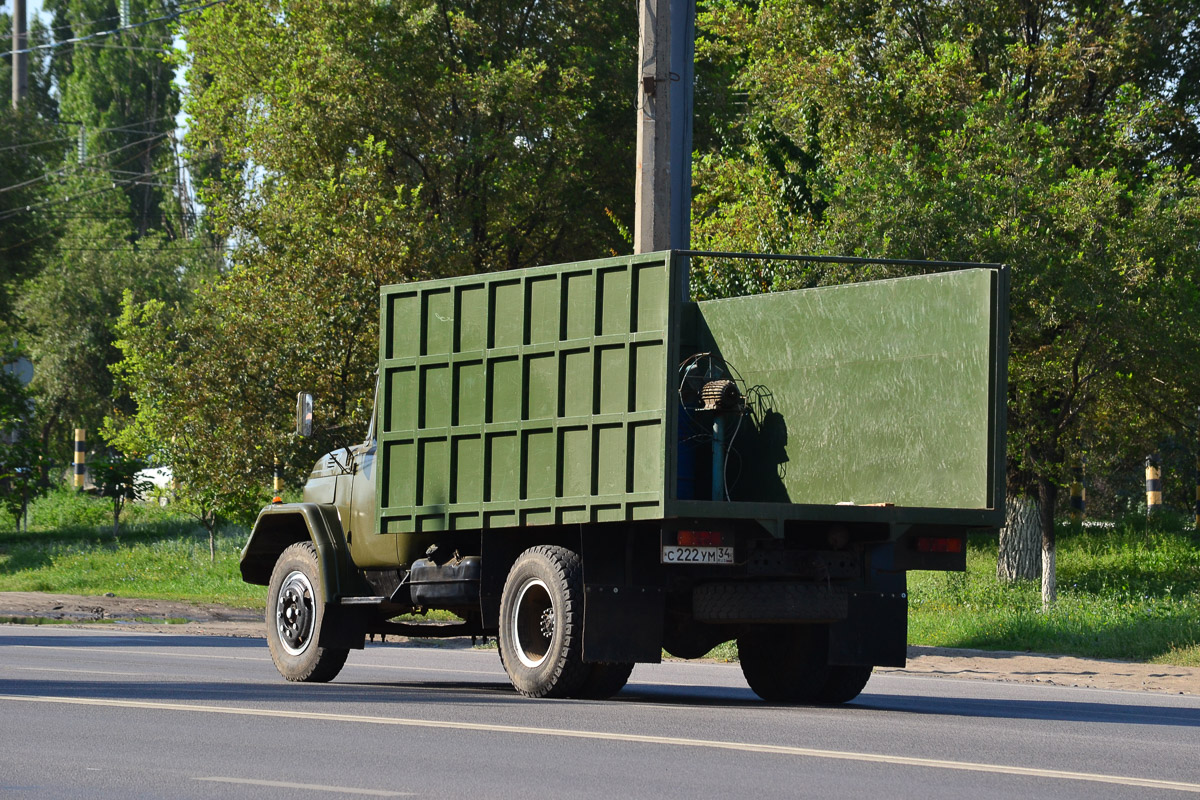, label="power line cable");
[0,132,170,195]
[7,0,230,56]
[66,41,181,53]
[0,116,178,153]
[0,155,219,222]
